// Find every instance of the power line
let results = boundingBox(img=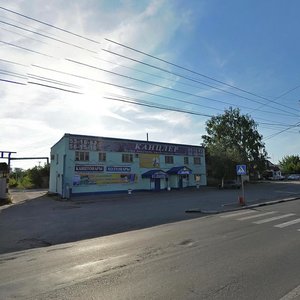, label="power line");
[0,78,26,85]
[27,73,81,89]
[66,57,299,118]
[0,20,98,54]
[249,84,300,114]
[0,5,296,118]
[0,69,27,80]
[92,56,211,92]
[29,65,300,128]
[0,25,49,44]
[105,38,299,114]
[32,64,226,112]
[28,81,83,94]
[1,63,297,133]
[0,58,28,67]
[263,122,300,141]
[0,6,101,45]
[0,40,54,57]
[102,48,299,117]
[103,96,213,118]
